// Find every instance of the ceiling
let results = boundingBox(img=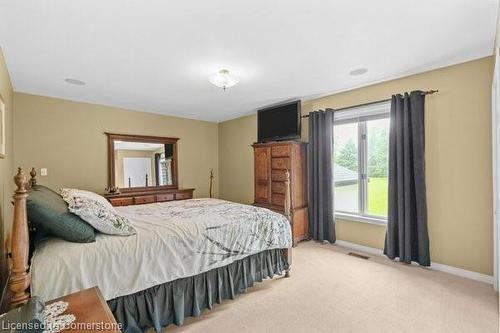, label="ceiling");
[0,0,497,122]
